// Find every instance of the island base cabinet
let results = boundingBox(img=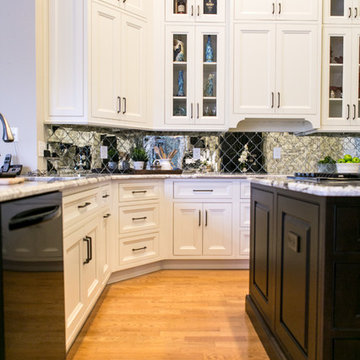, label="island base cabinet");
[275,196,319,360]
[249,188,276,330]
